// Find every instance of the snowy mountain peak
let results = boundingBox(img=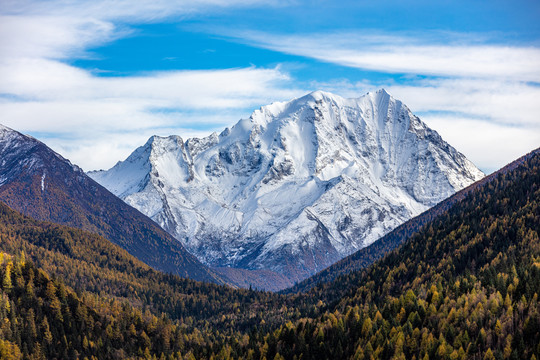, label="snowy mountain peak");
[373,87,391,97]
[0,123,12,132]
[248,88,405,134]
[0,123,26,142]
[89,90,484,285]
[148,134,183,147]
[0,123,85,183]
